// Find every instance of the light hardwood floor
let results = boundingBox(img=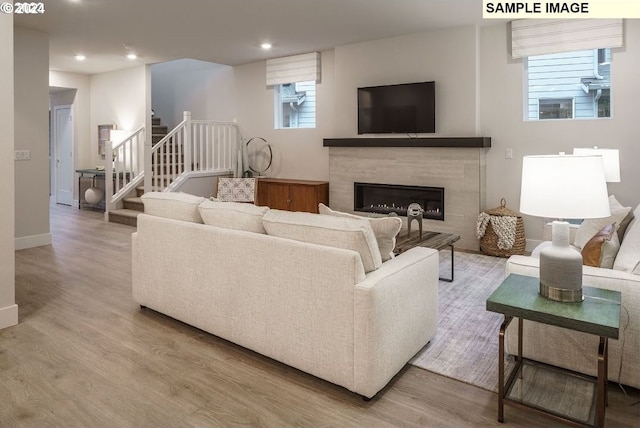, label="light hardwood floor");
[2,204,638,427]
